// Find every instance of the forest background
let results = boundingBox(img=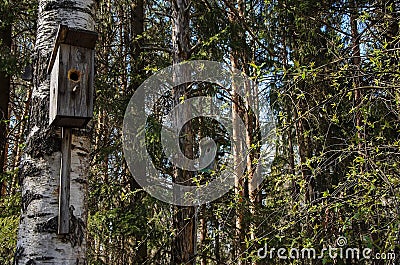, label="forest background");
[0,0,399,264]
